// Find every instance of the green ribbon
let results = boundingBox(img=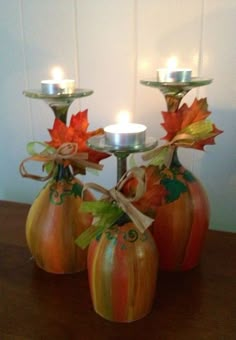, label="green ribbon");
[76,167,154,249]
[19,141,103,181]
